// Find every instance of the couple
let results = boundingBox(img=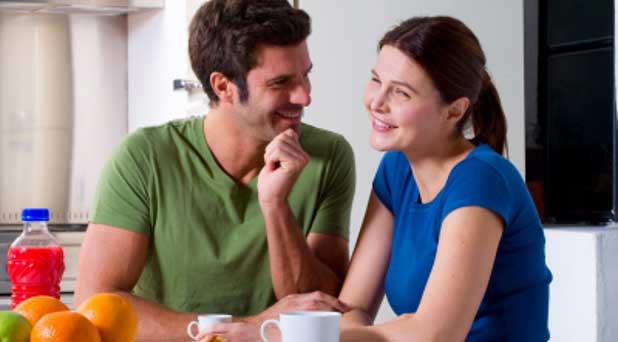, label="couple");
[75,0,552,341]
